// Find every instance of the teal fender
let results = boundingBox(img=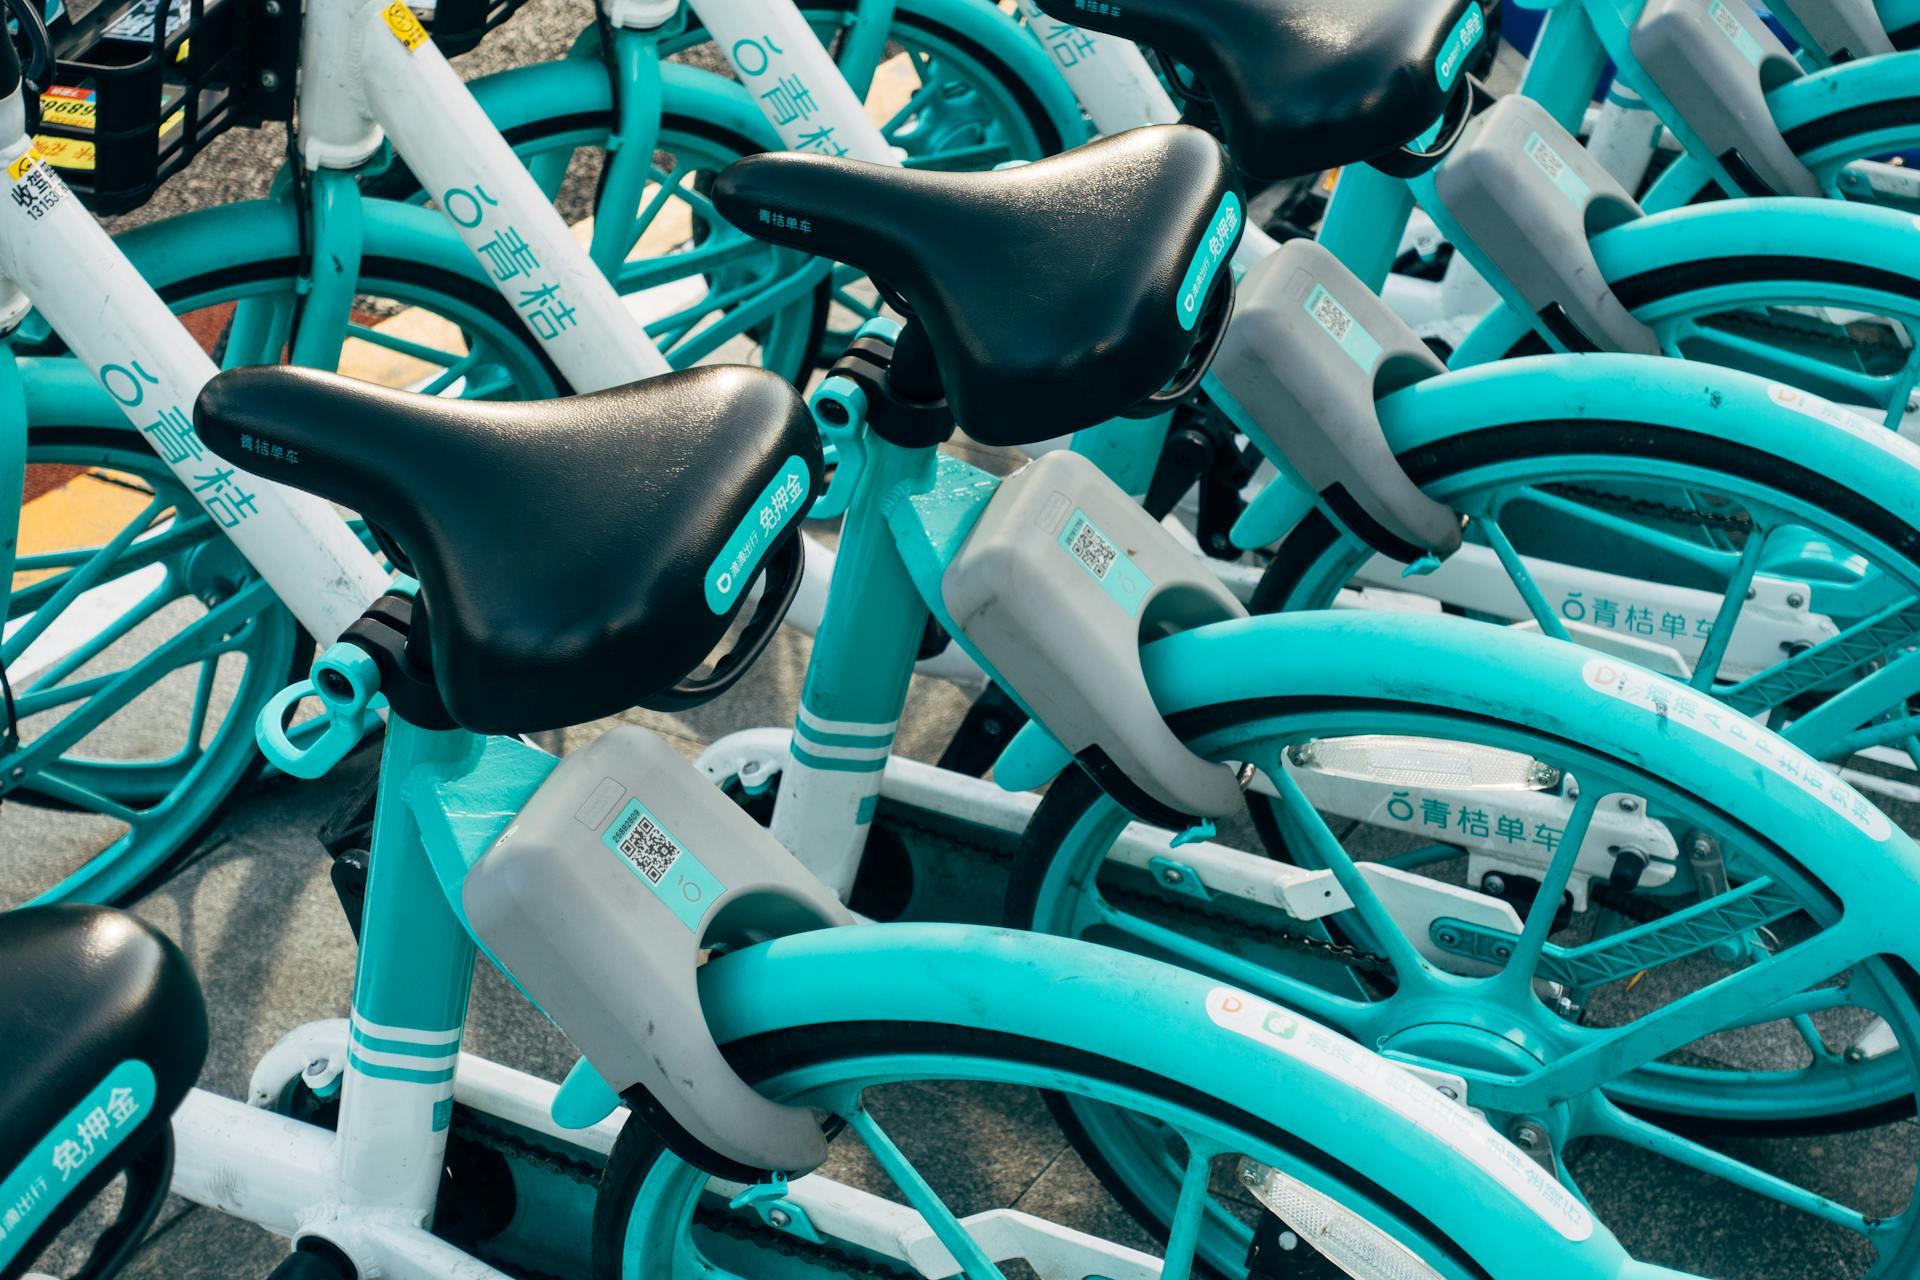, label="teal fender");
[1372,353,1920,531]
[1643,51,1920,212]
[1448,197,1920,366]
[19,196,501,430]
[1138,605,1920,947]
[701,921,1648,1278]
